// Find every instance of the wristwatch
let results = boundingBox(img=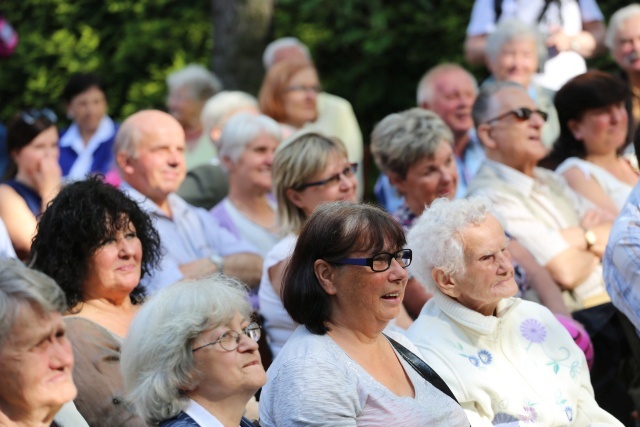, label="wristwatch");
[210,254,224,274]
[584,229,596,250]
